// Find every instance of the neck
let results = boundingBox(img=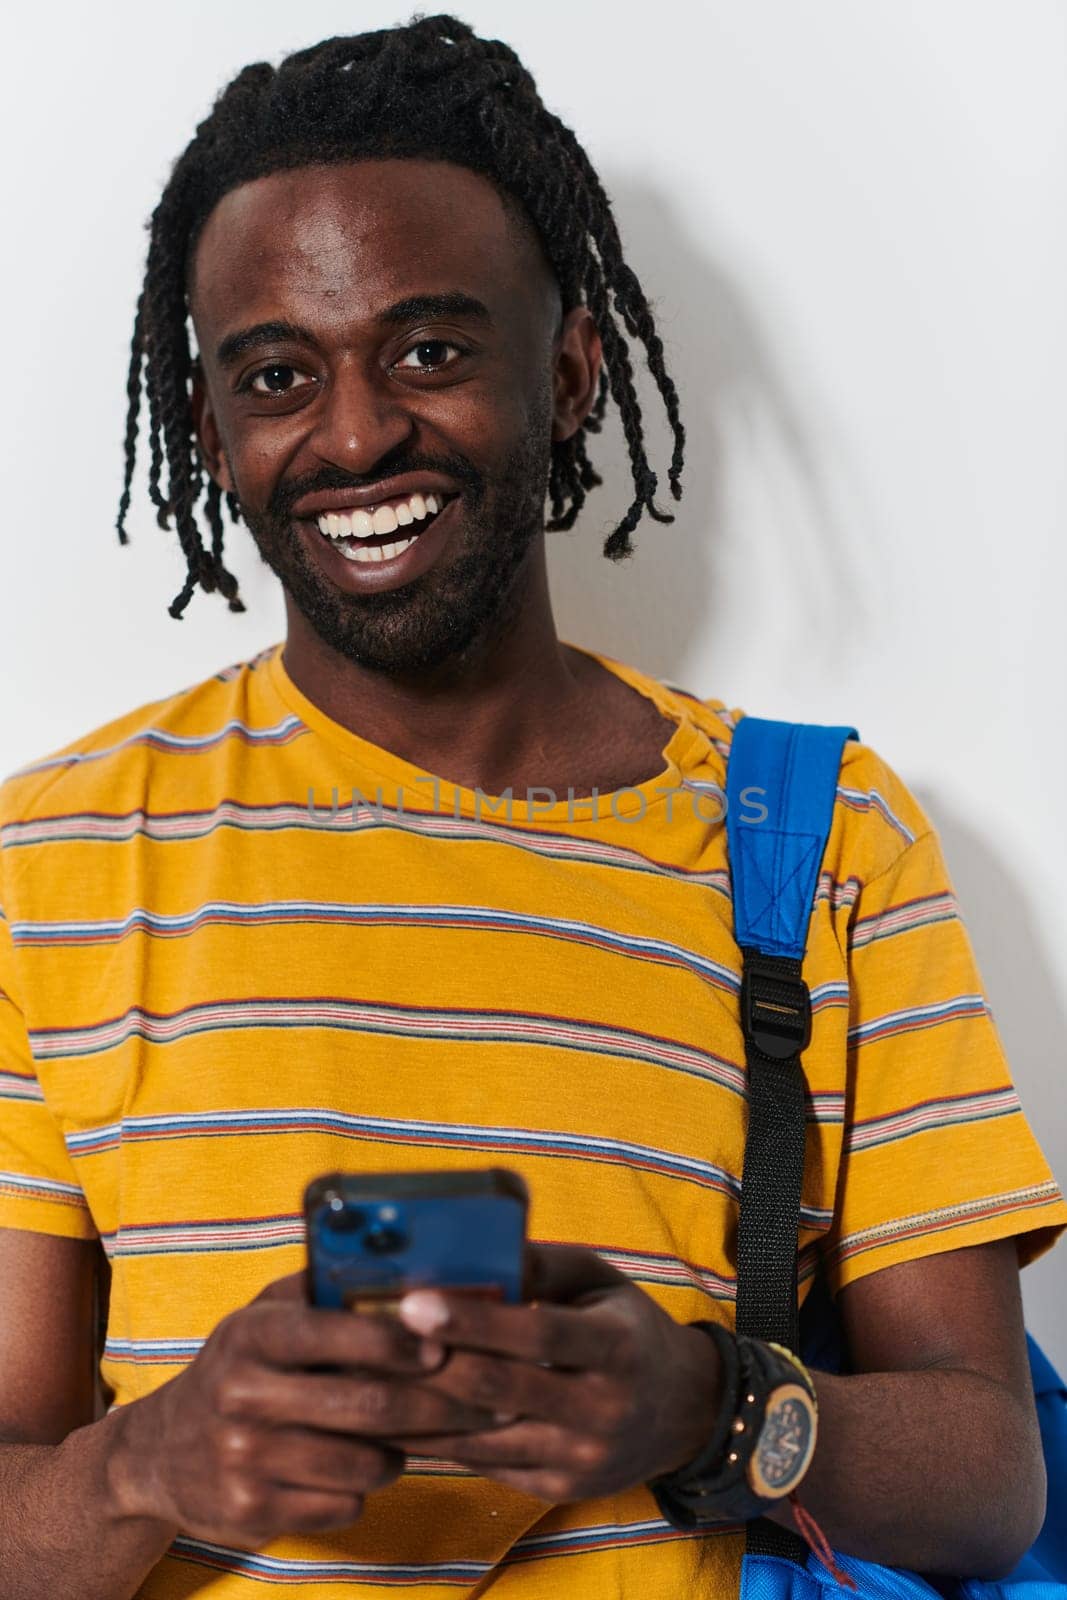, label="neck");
[280,540,591,794]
